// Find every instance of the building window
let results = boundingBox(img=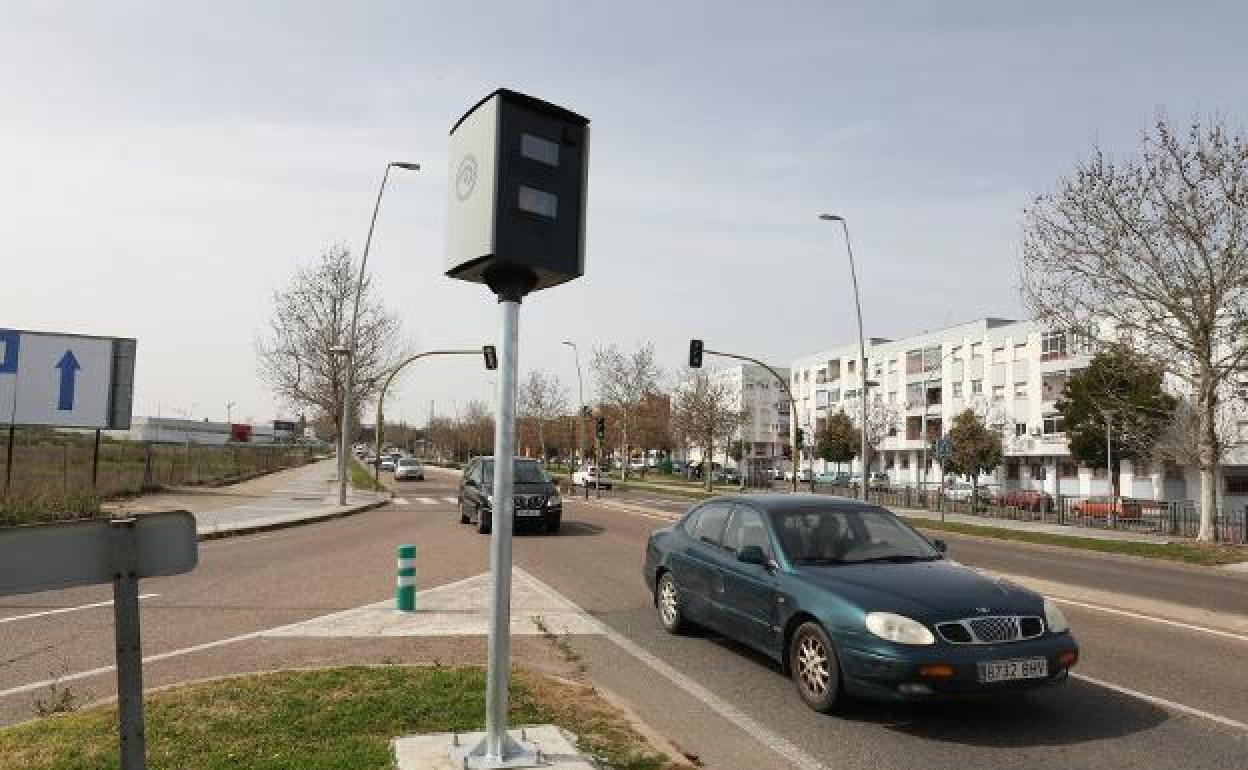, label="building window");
[815,369,827,384]
[992,385,1005,400]
[1031,464,1047,480]
[888,391,897,404]
[971,379,983,395]
[906,350,923,375]
[1015,422,1027,436]
[900,455,910,470]
[971,342,984,359]
[1006,462,1020,480]
[1042,414,1066,435]
[1041,331,1068,361]
[888,359,897,374]
[1060,461,1078,479]
[1227,476,1248,496]
[1014,383,1027,399]
[950,345,963,358]
[952,382,964,398]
